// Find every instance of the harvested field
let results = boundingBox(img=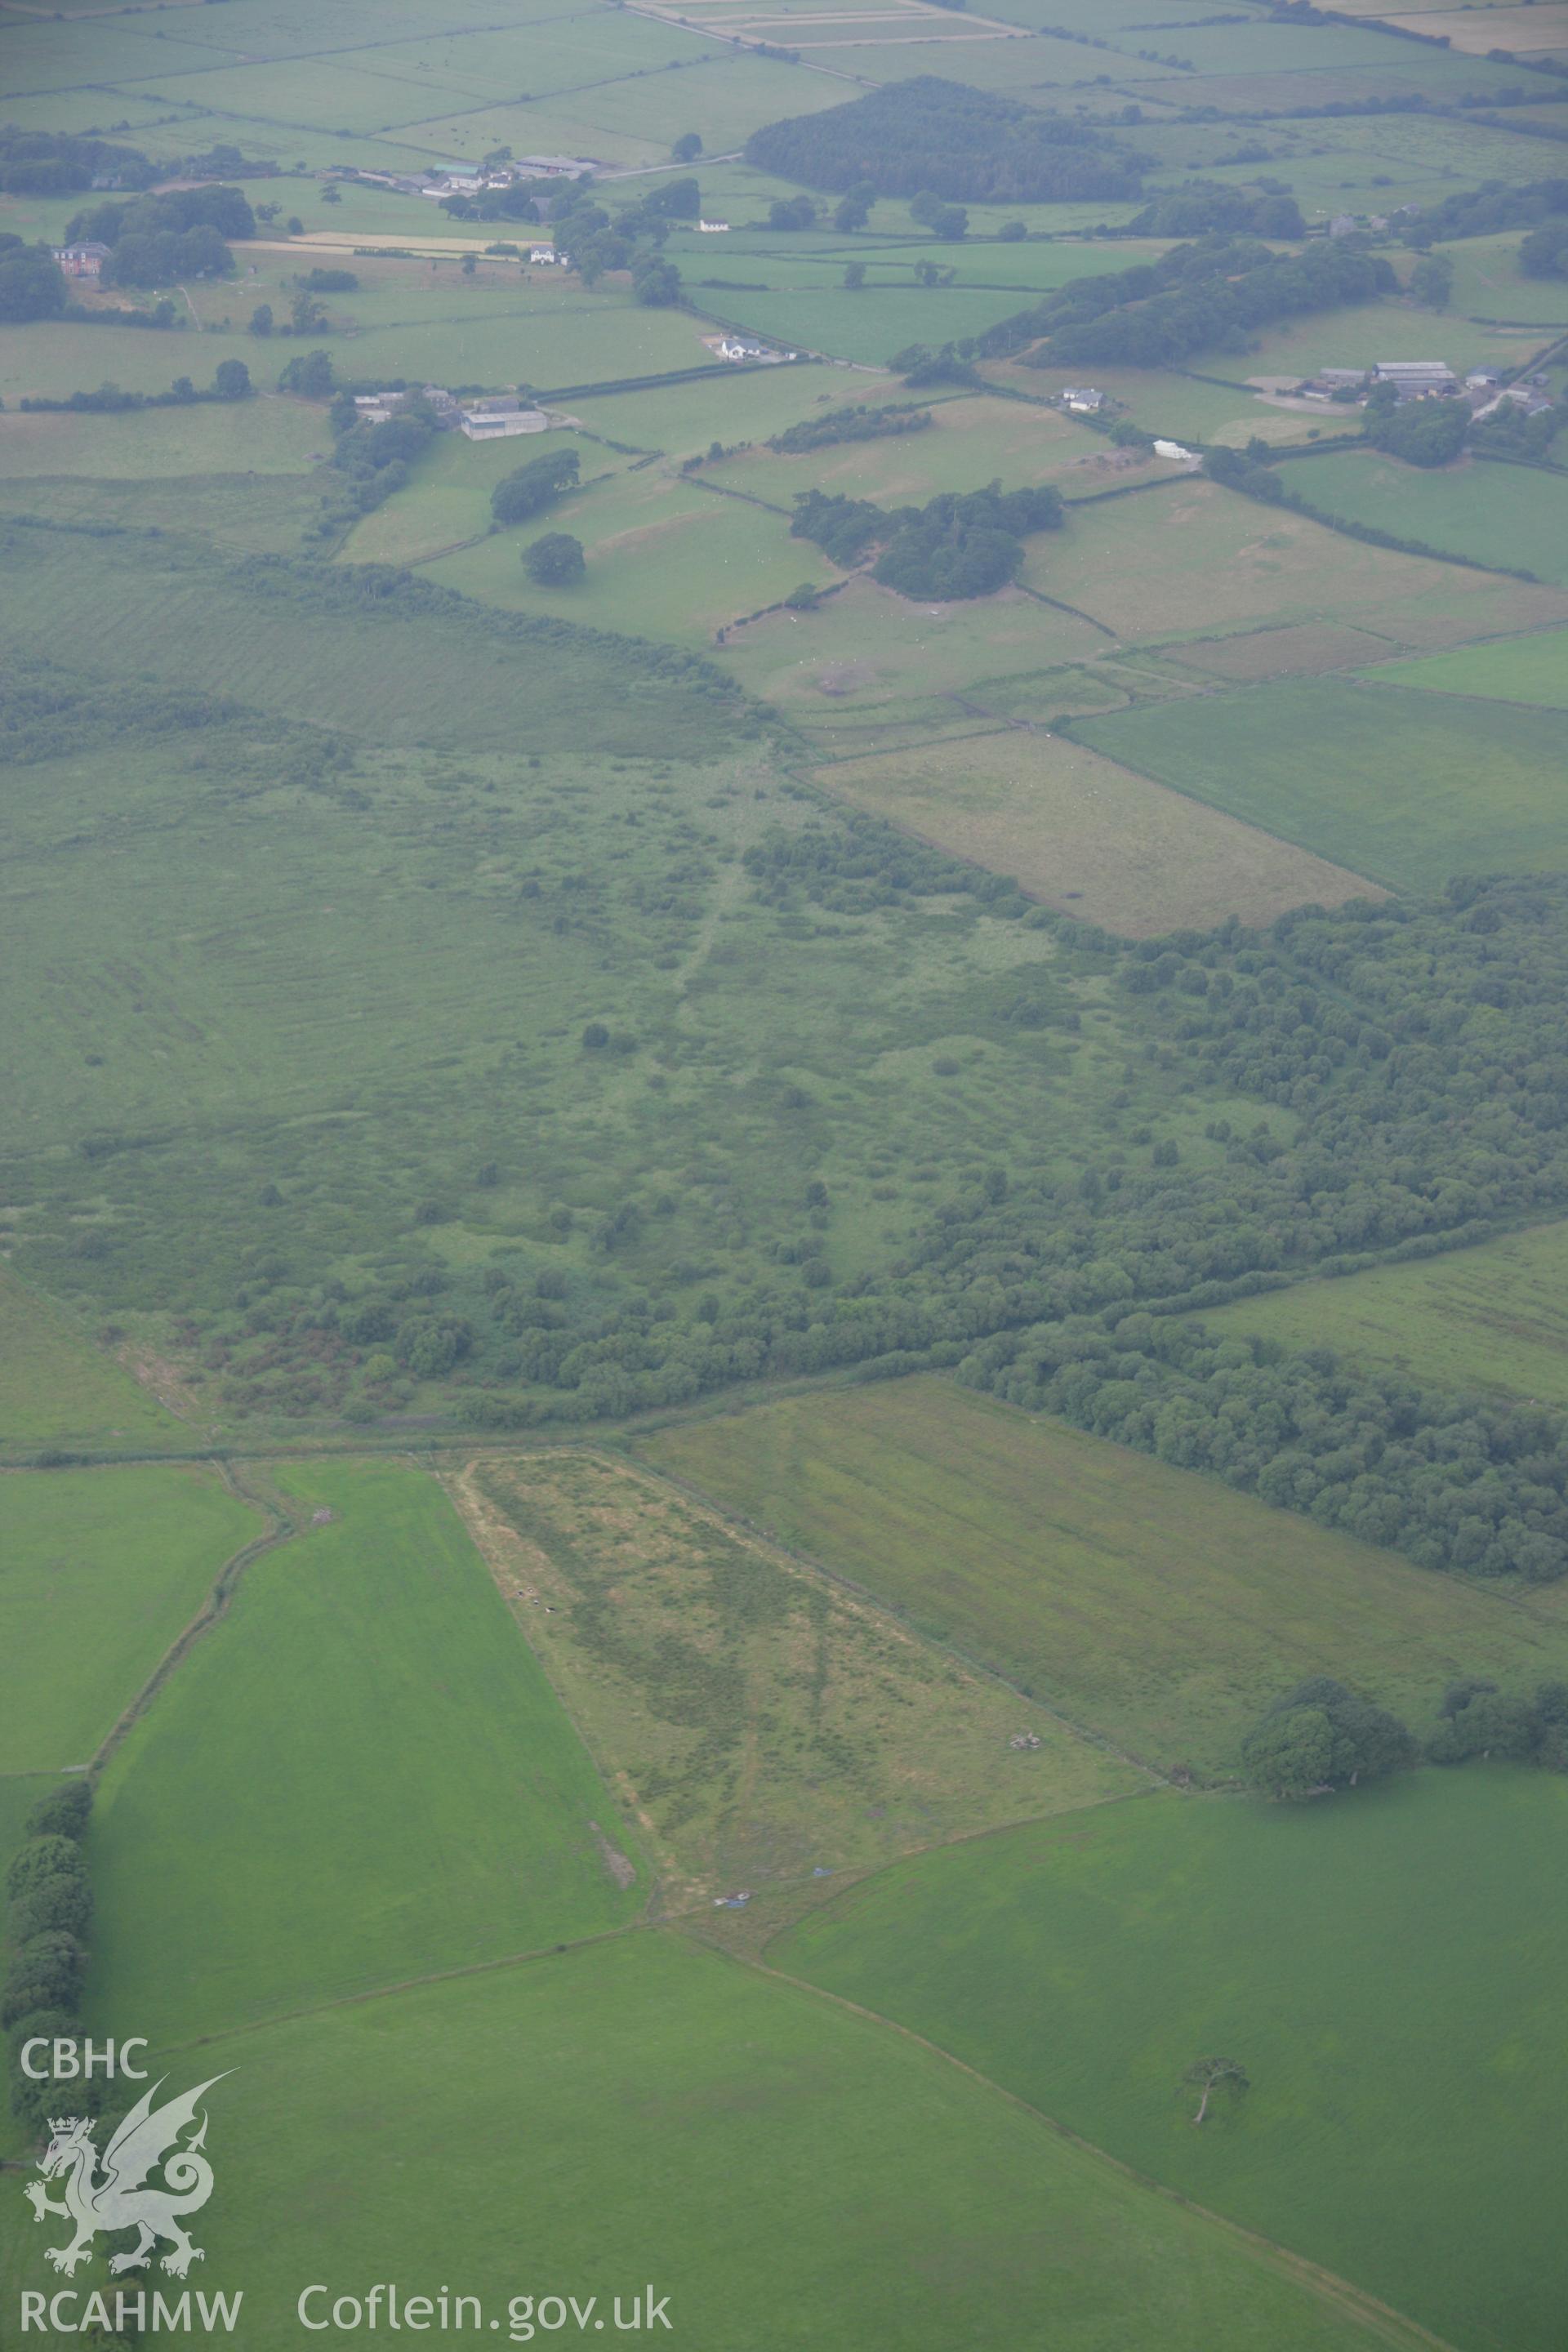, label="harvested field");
[455,1449,1137,1898]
